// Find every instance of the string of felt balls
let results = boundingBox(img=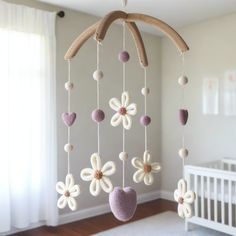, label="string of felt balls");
[174,53,196,219]
[55,60,80,211]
